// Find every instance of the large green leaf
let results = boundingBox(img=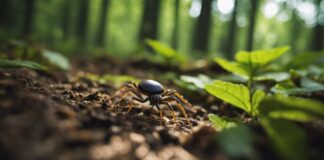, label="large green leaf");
[235,46,289,66]
[261,118,308,160]
[215,58,249,78]
[0,59,47,71]
[205,80,251,113]
[41,50,69,70]
[259,95,324,121]
[208,114,238,131]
